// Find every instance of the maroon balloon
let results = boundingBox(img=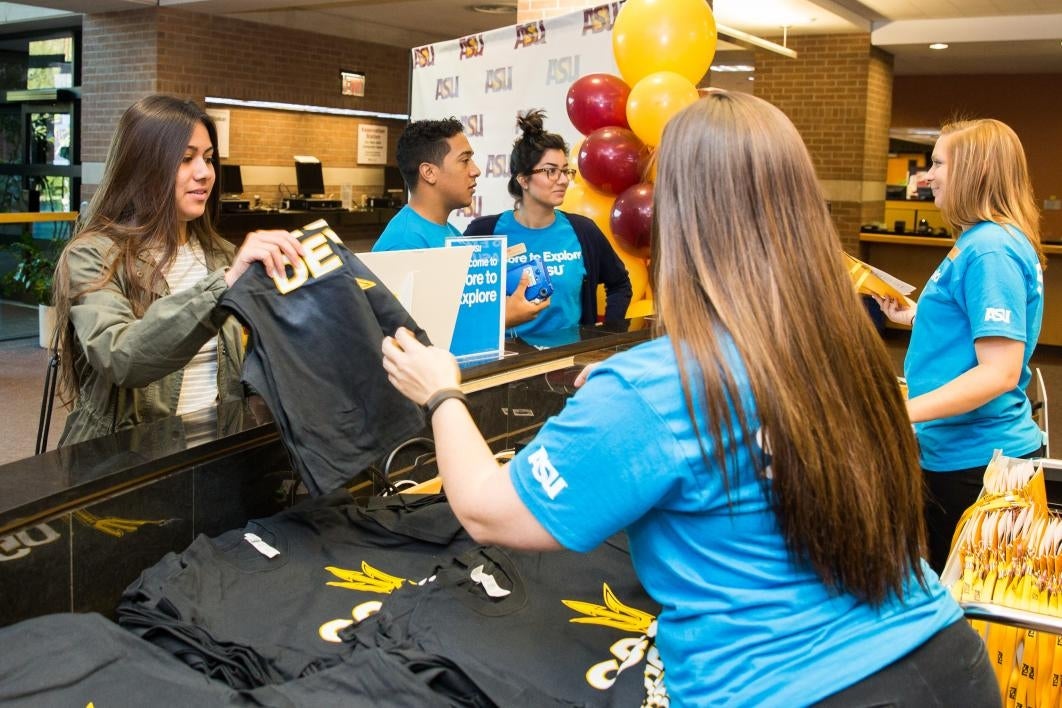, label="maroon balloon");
[566,73,631,135]
[578,127,647,196]
[610,182,654,258]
